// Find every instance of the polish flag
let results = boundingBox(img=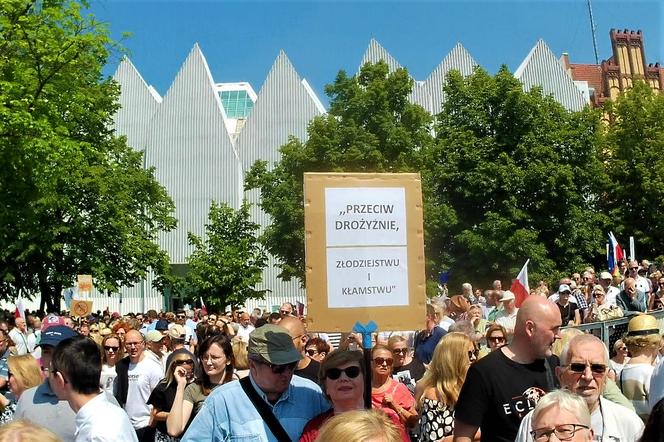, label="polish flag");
[200,297,208,316]
[14,299,25,320]
[510,259,530,307]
